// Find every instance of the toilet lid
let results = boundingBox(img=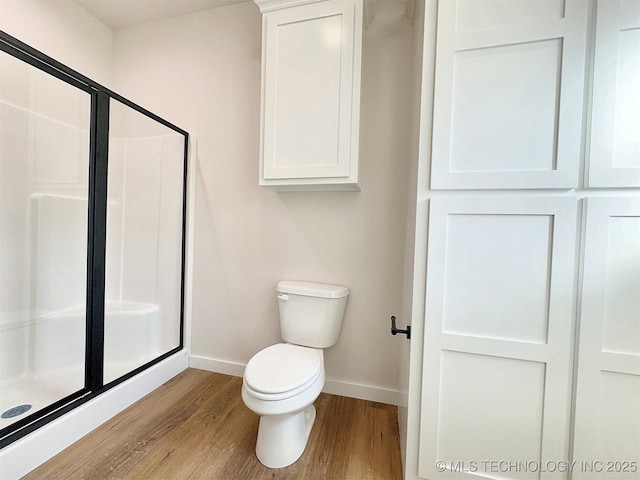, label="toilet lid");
[244,343,323,394]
